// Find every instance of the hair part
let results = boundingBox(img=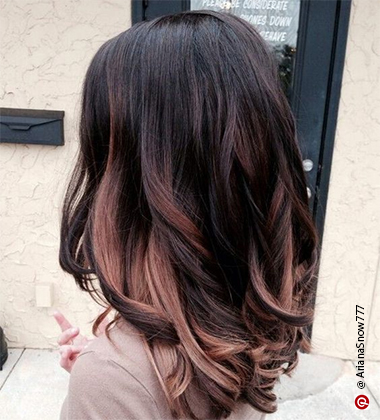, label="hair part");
[60,10,320,419]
